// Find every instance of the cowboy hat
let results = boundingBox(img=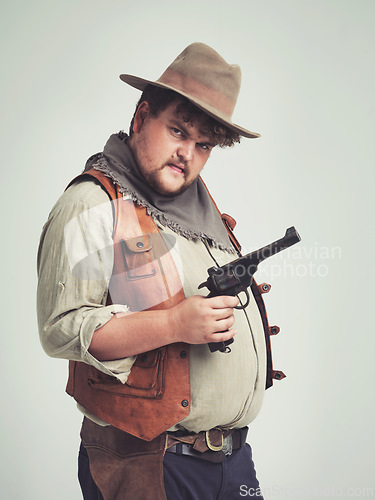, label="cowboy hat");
[120,42,260,138]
